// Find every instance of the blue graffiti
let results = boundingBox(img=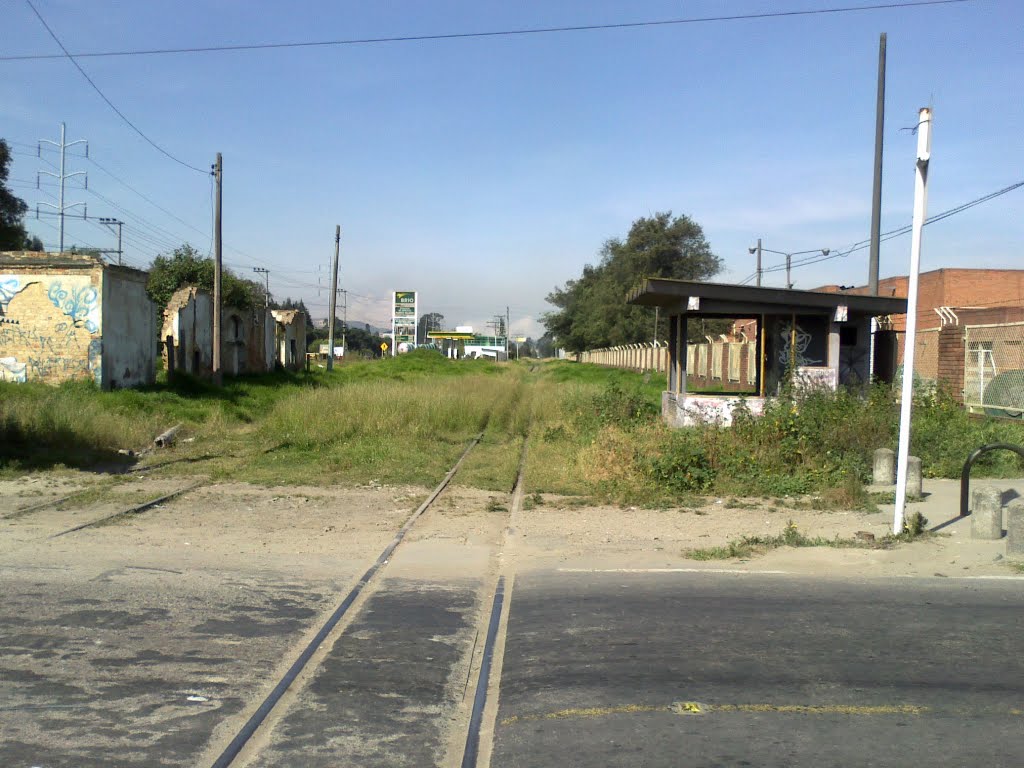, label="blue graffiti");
[48,282,99,333]
[0,278,19,310]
